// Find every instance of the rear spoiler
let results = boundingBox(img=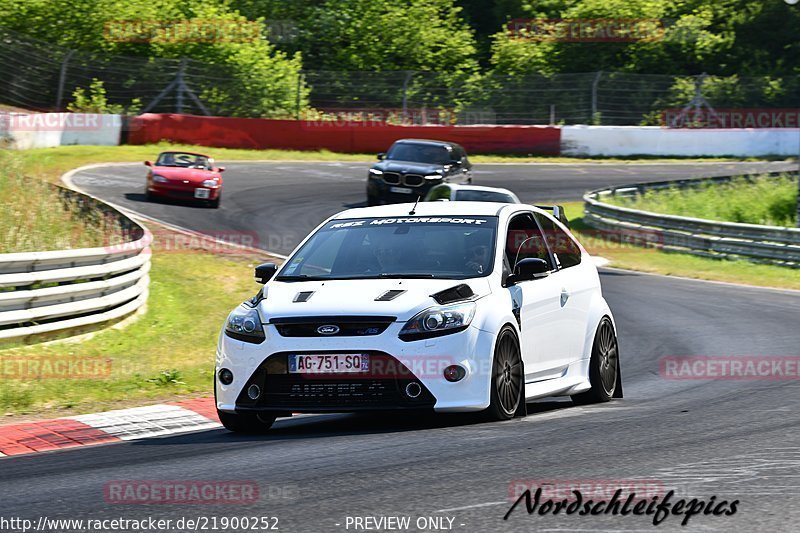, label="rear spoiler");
[534,204,569,228]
